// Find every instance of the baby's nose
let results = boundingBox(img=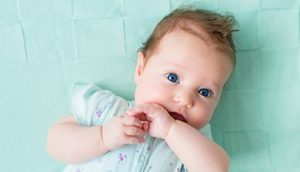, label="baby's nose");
[173,91,194,108]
